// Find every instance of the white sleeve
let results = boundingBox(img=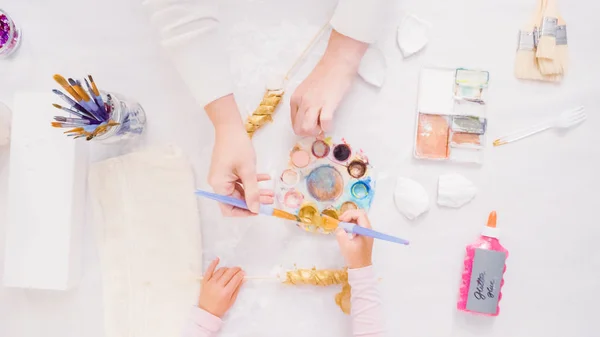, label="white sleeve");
[143,0,234,108]
[330,0,390,44]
